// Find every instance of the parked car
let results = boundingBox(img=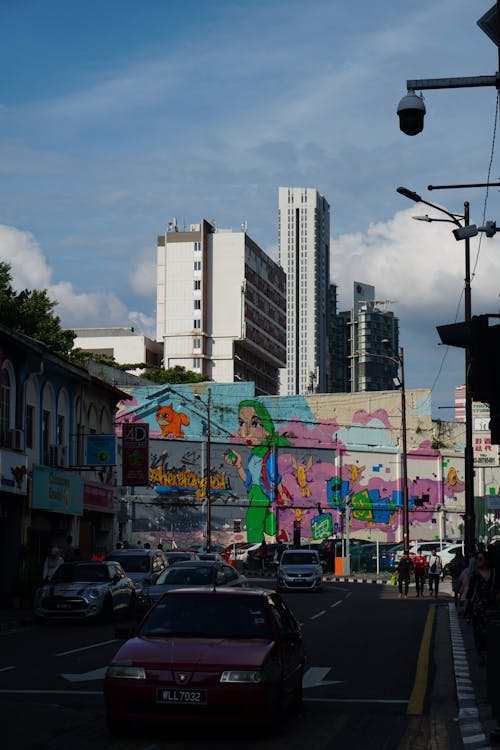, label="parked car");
[105,548,168,596]
[197,552,223,561]
[34,561,136,622]
[277,548,323,591]
[164,550,199,566]
[105,587,305,733]
[136,560,247,616]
